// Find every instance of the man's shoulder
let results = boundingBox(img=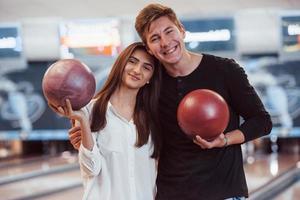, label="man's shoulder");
[204,53,237,66]
[202,54,239,75]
